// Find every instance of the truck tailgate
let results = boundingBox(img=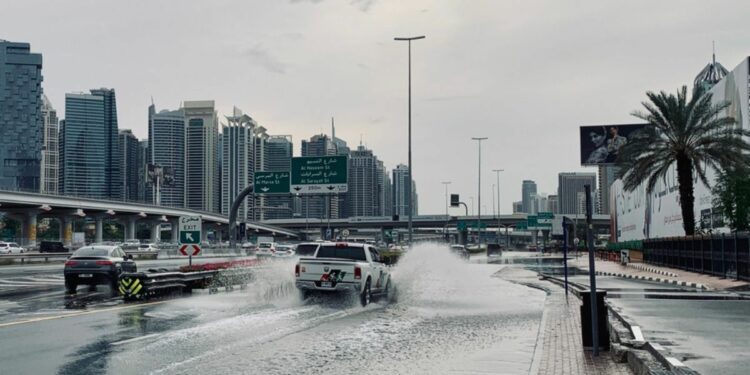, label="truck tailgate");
[299,259,358,285]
